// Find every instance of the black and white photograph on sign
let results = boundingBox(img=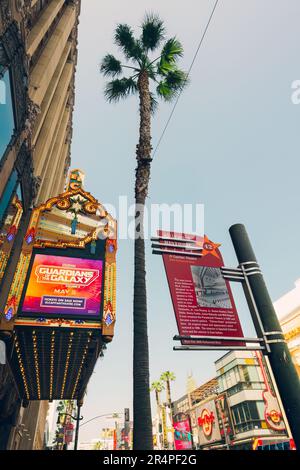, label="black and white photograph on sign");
[190,266,232,309]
